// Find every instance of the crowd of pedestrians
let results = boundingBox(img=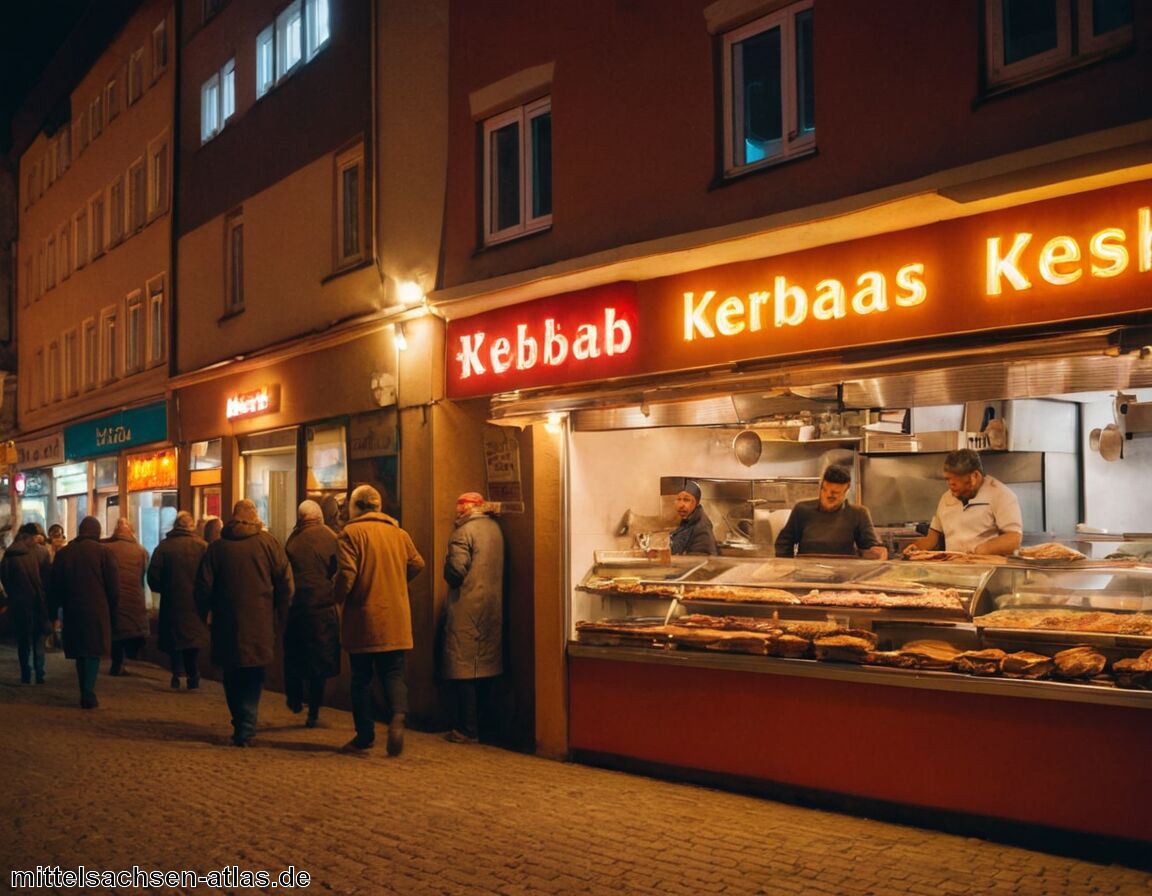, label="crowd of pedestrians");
[0,486,508,755]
